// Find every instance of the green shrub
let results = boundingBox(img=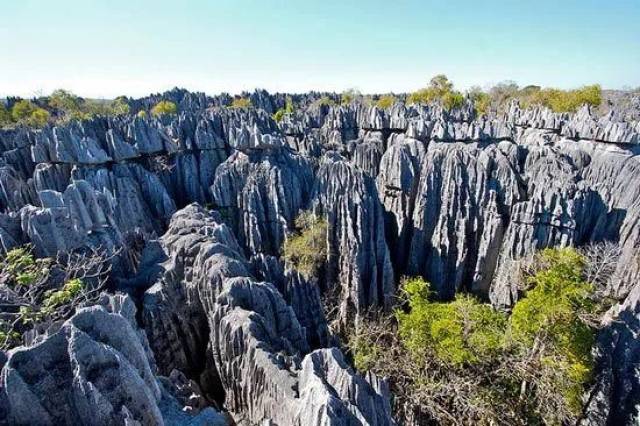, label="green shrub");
[486,82,602,113]
[0,103,13,127]
[528,84,602,113]
[273,97,294,122]
[408,74,465,111]
[509,248,596,413]
[397,278,506,366]
[282,211,327,279]
[26,108,50,127]
[151,100,178,116]
[375,95,396,109]
[110,97,131,116]
[42,278,84,313]
[441,90,465,111]
[468,87,491,116]
[350,247,604,424]
[48,89,82,114]
[230,97,252,109]
[4,247,38,286]
[11,100,36,121]
[273,109,285,122]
